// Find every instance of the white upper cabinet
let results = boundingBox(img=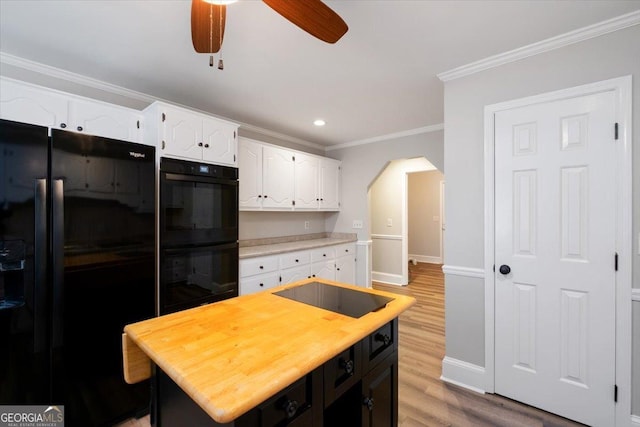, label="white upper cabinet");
[238,137,341,212]
[294,152,319,210]
[0,78,68,129]
[0,77,143,143]
[319,158,340,210]
[144,102,238,167]
[238,138,263,209]
[262,145,295,209]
